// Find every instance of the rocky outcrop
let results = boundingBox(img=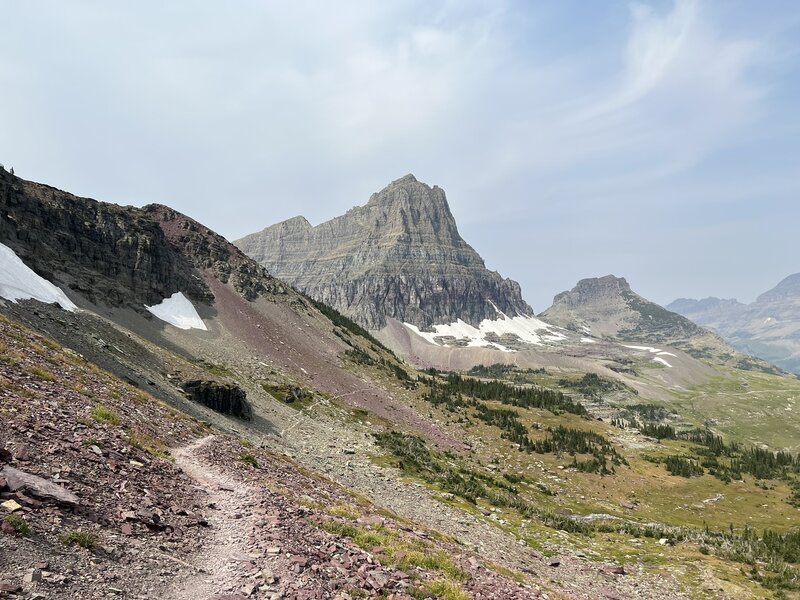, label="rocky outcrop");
[1,466,79,507]
[669,274,800,374]
[143,204,286,301]
[0,167,212,308]
[0,167,283,312]
[235,174,533,330]
[181,381,252,420]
